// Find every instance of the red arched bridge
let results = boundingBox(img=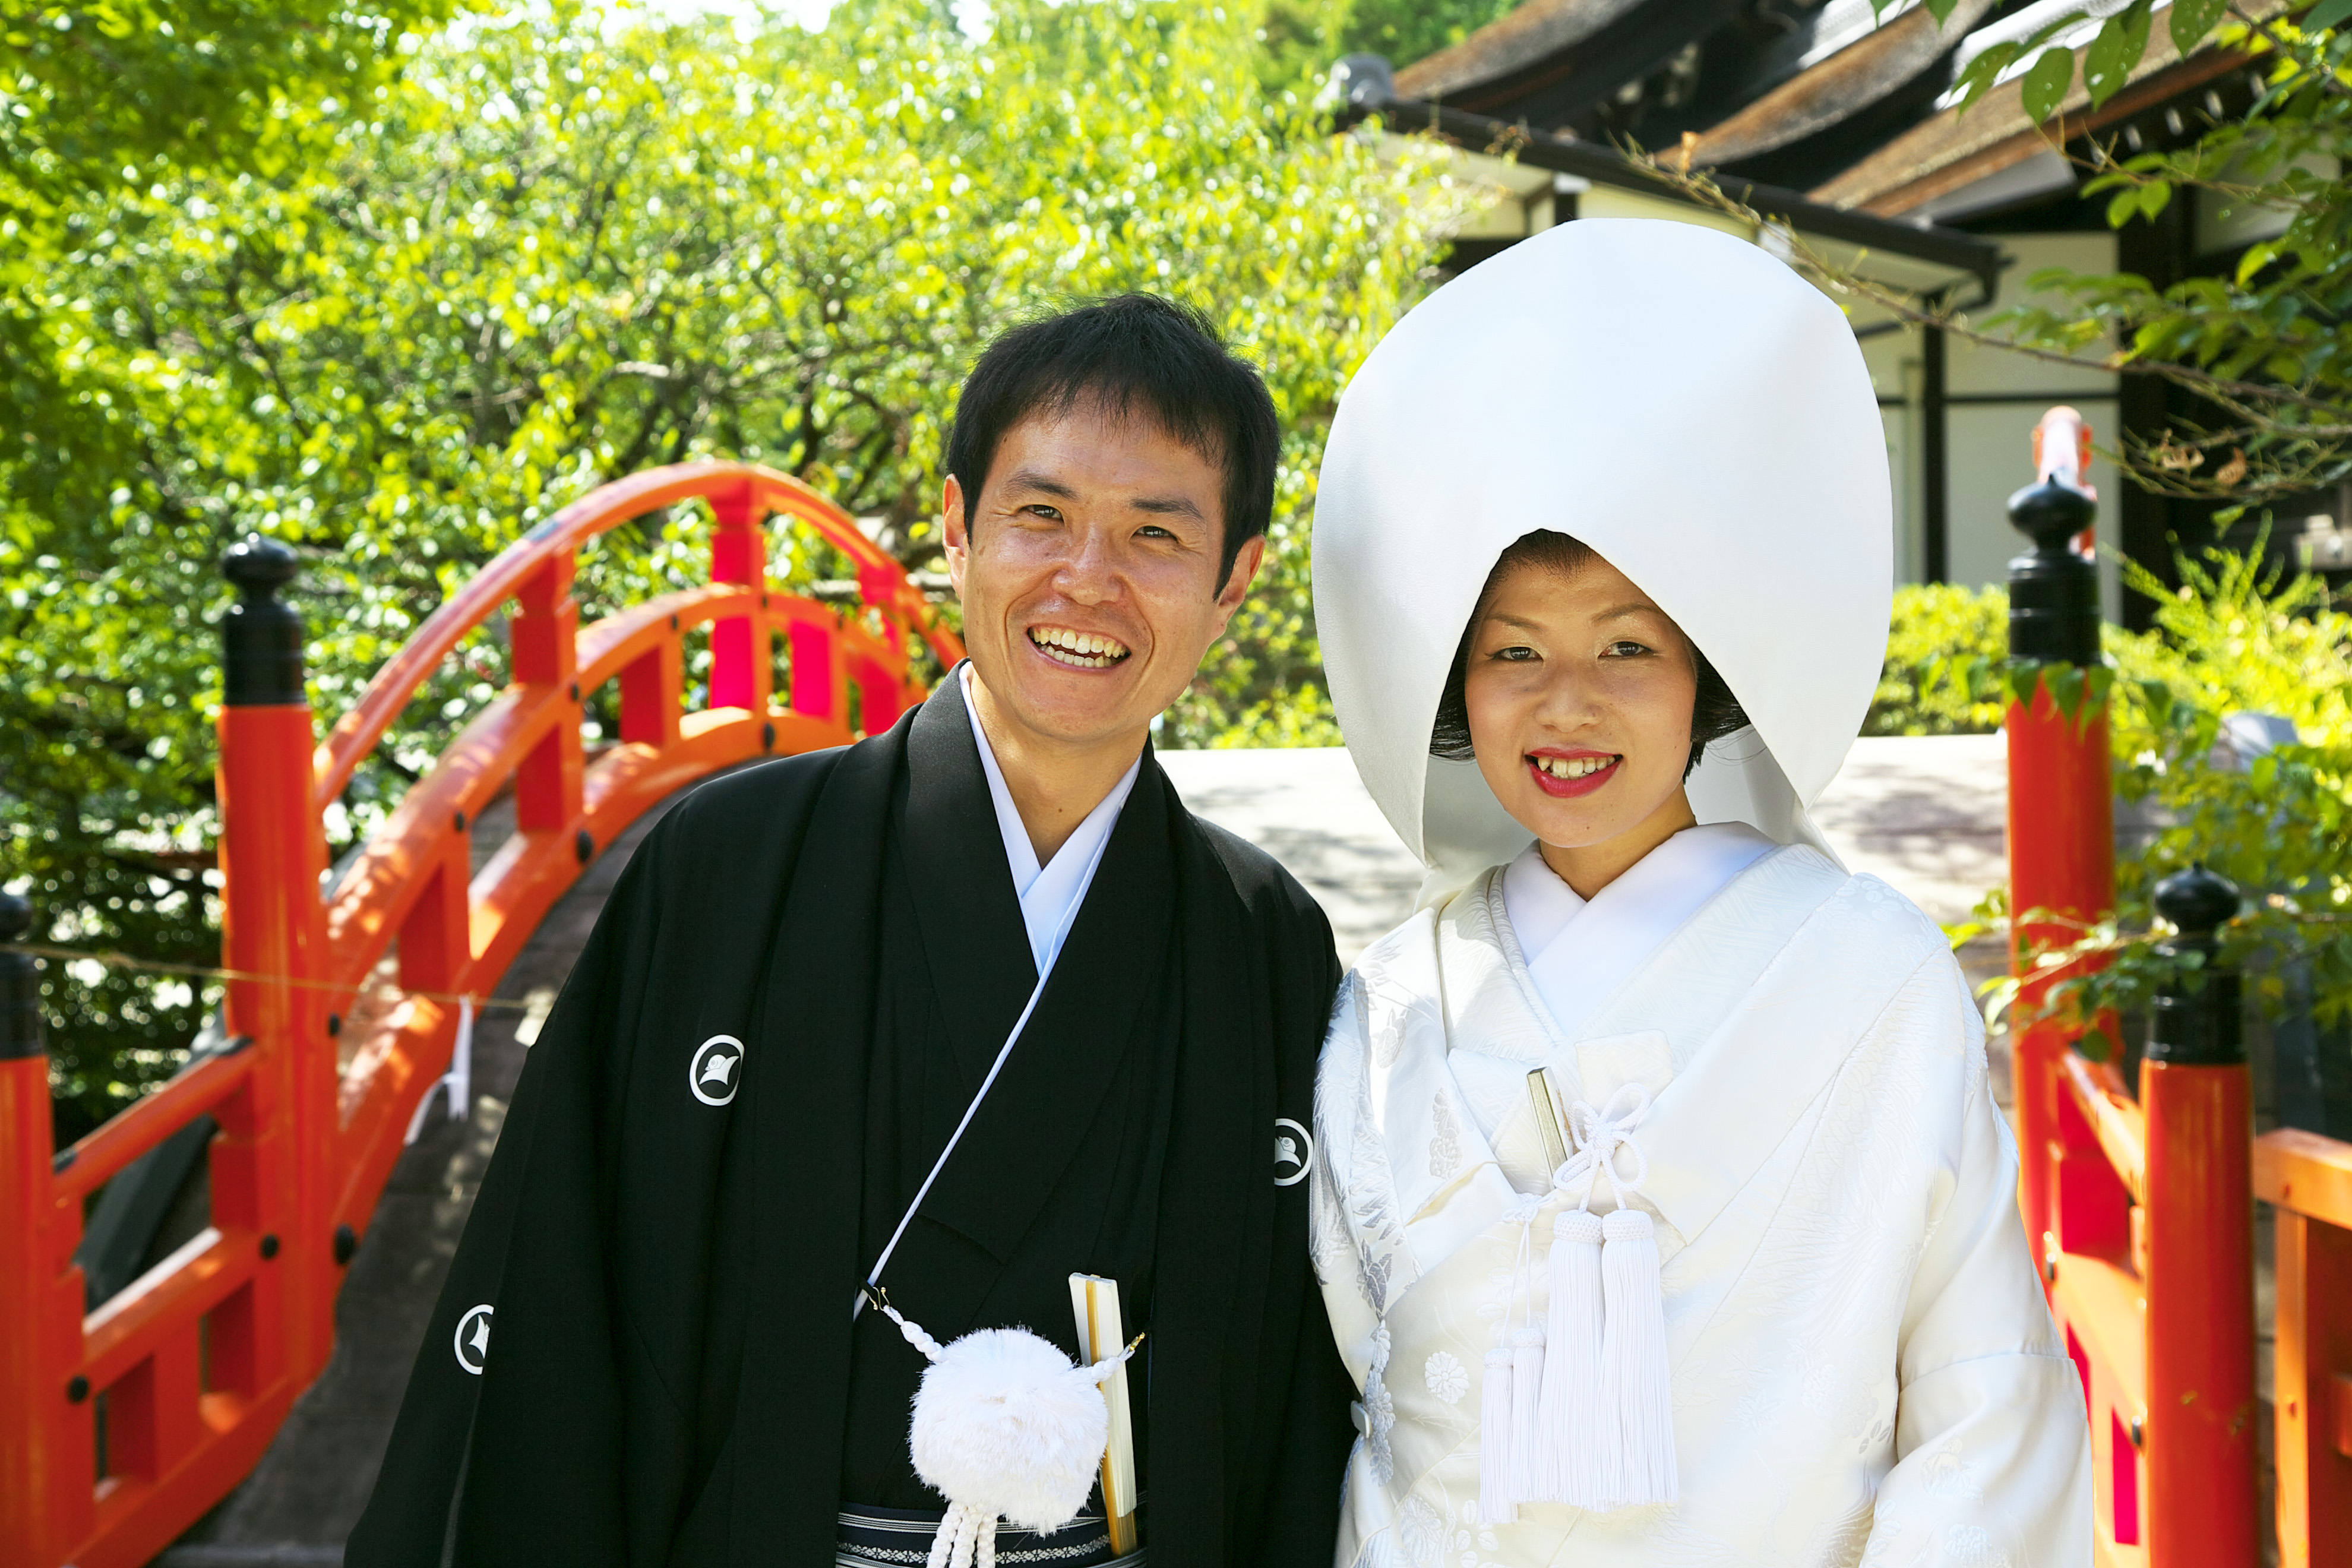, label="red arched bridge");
[0,463,962,1568]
